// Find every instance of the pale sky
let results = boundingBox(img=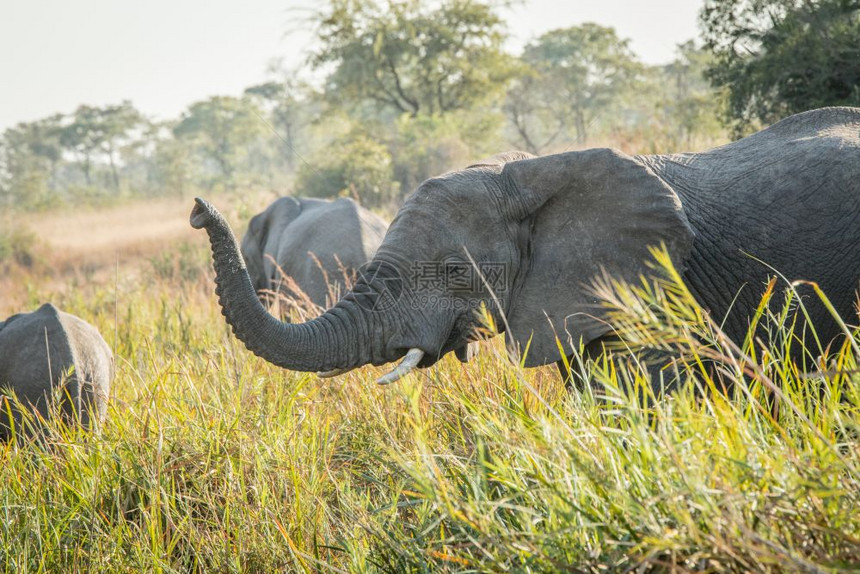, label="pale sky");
[0,0,703,131]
